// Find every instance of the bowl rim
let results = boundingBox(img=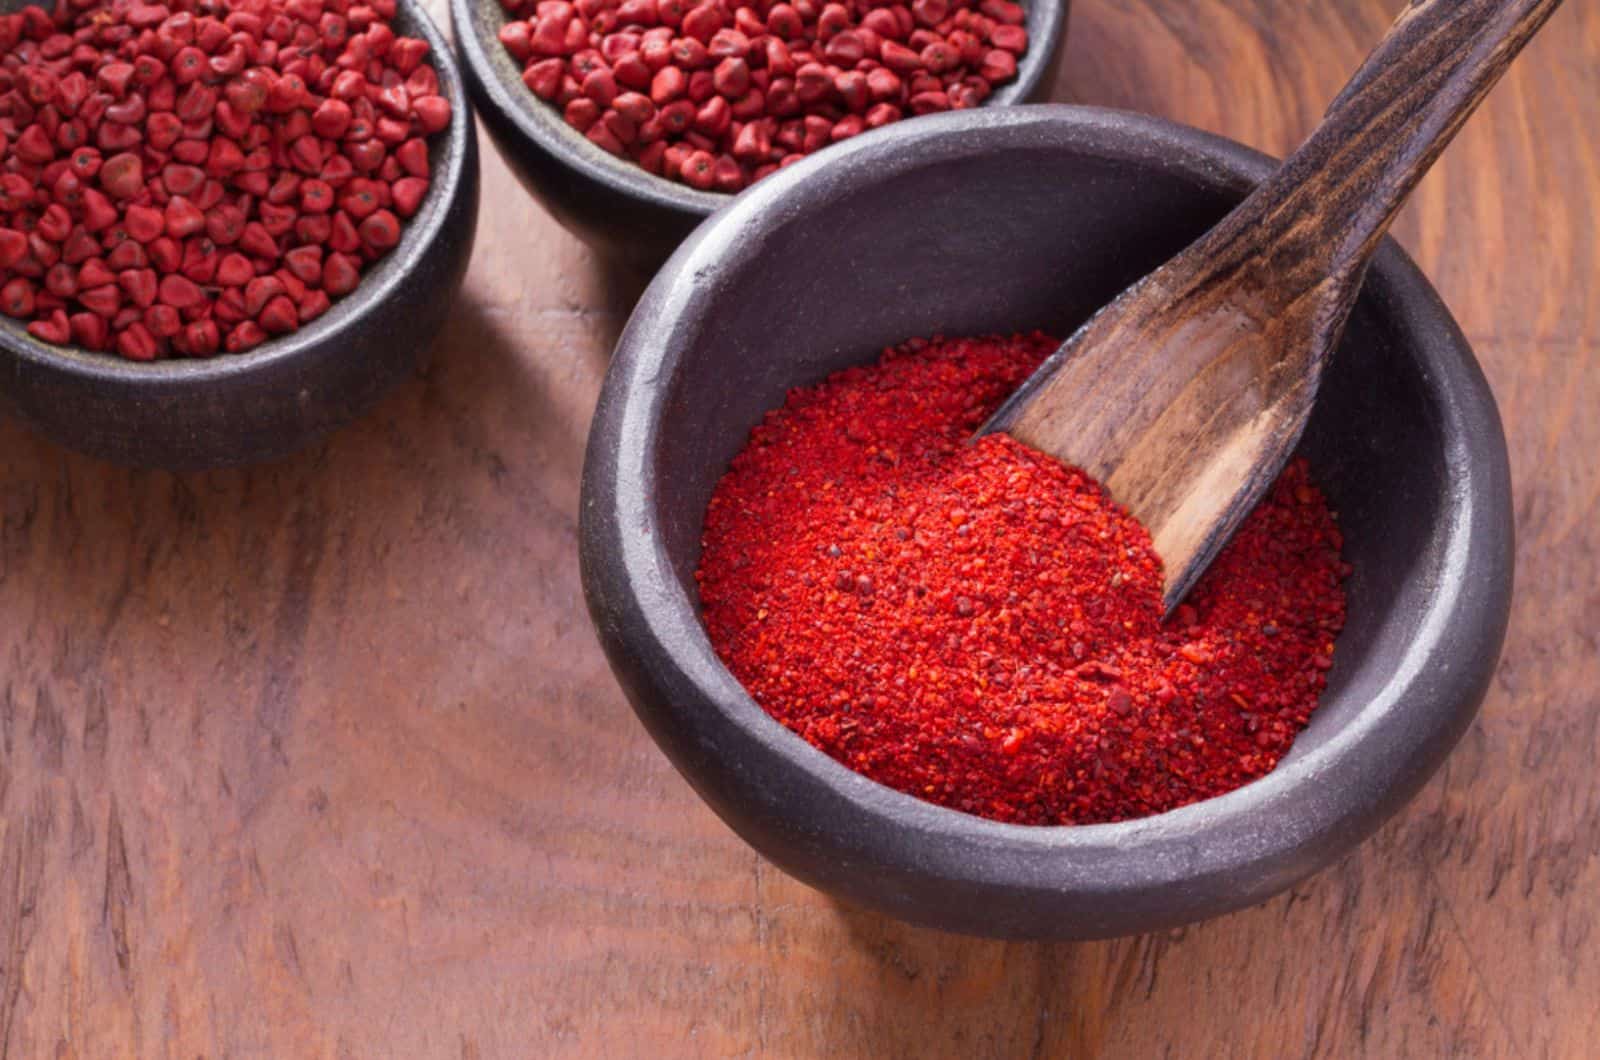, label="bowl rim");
[449,0,1070,215]
[0,0,474,384]
[580,104,1514,936]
